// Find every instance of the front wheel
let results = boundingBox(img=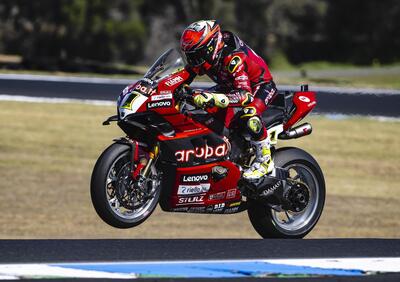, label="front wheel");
[91,143,161,228]
[247,147,325,238]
